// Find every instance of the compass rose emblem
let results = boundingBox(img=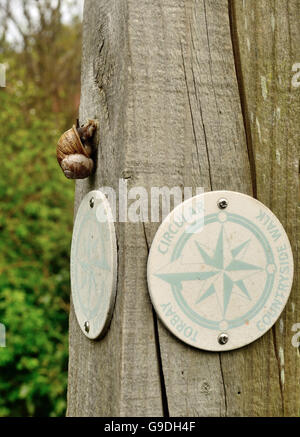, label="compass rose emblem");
[154,211,275,331]
[156,224,264,320]
[147,191,293,350]
[71,190,117,339]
